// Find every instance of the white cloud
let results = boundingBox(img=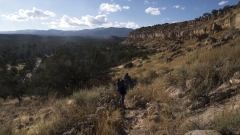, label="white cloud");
[59,15,86,28]
[125,22,139,28]
[123,6,130,9]
[42,15,138,29]
[114,21,139,29]
[144,0,150,4]
[172,21,178,23]
[218,1,228,5]
[82,15,109,26]
[173,5,181,9]
[145,7,160,15]
[100,3,121,13]
[1,7,55,21]
[58,14,109,28]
